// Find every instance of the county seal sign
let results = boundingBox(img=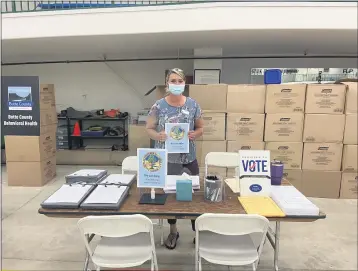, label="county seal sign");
[142,152,162,172]
[137,148,167,189]
[169,125,185,140]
